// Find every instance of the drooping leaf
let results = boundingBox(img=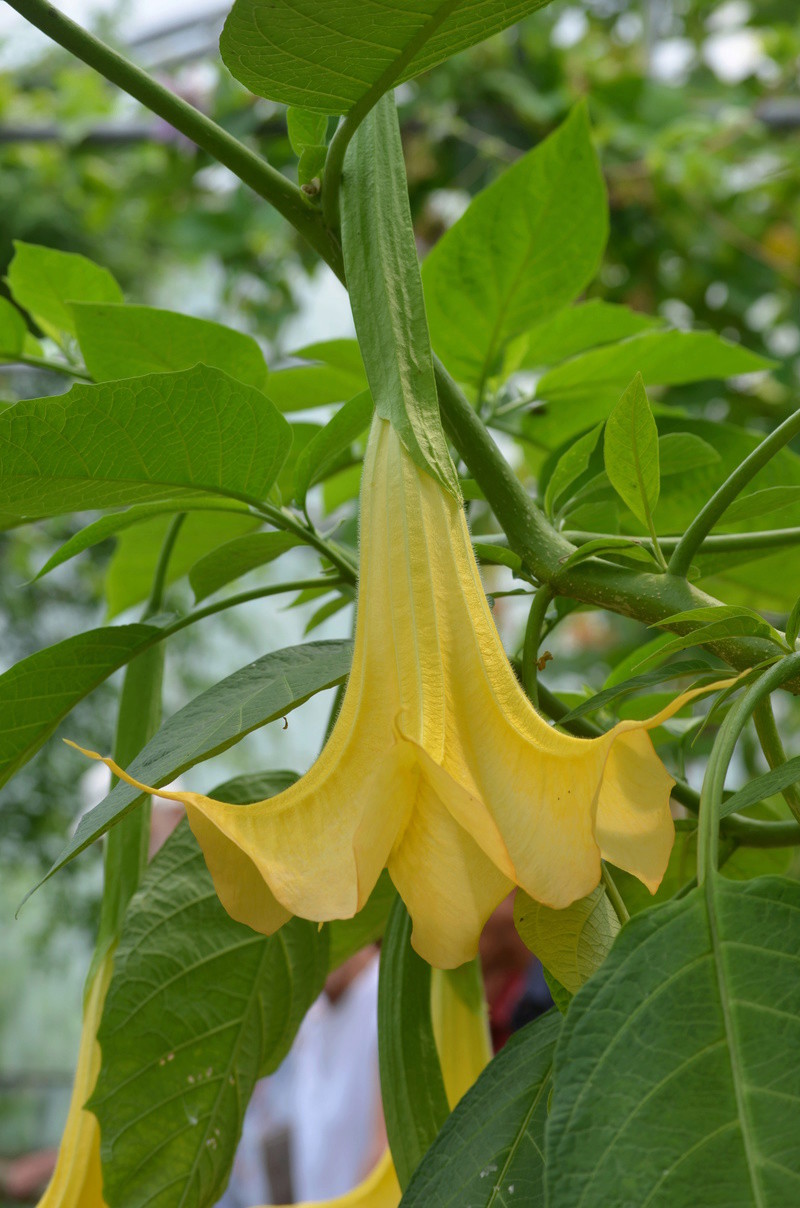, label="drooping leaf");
[528,332,773,447]
[189,531,301,602]
[92,819,328,1208]
[0,296,27,356]
[0,624,157,790]
[71,303,268,389]
[557,658,716,724]
[6,241,122,339]
[221,0,553,115]
[294,390,373,509]
[0,365,291,518]
[379,898,449,1190]
[424,104,607,387]
[35,498,252,581]
[521,299,661,369]
[604,373,660,527]
[104,510,260,618]
[401,1012,561,1208]
[264,364,366,412]
[341,95,459,495]
[514,887,619,995]
[31,639,354,893]
[546,876,800,1208]
[722,484,800,526]
[719,756,800,819]
[543,424,604,517]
